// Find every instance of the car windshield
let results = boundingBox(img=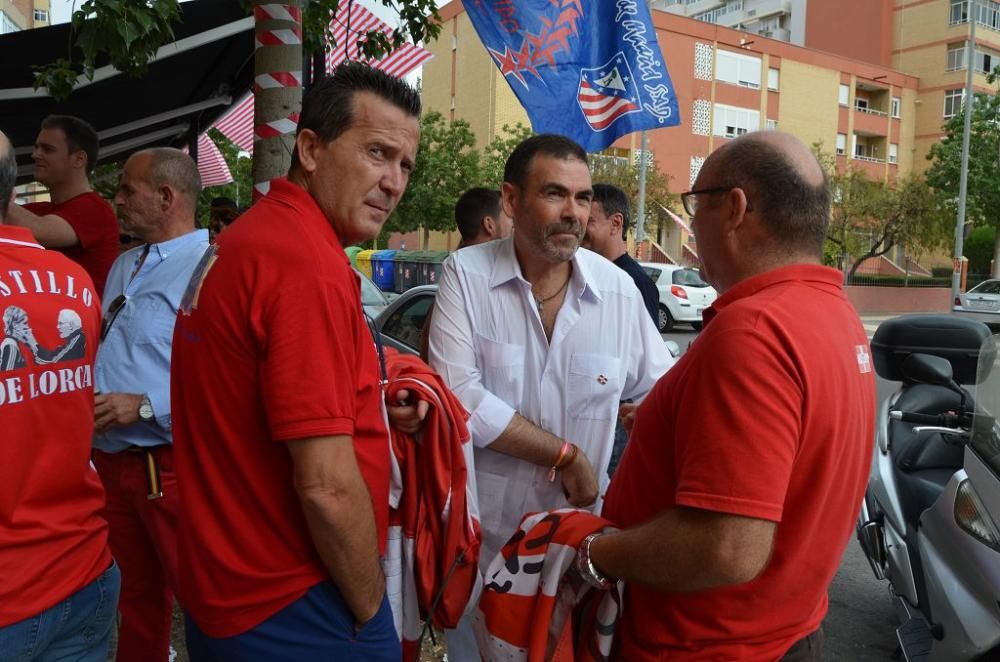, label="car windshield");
[360,275,387,306]
[672,268,709,288]
[971,280,1000,295]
